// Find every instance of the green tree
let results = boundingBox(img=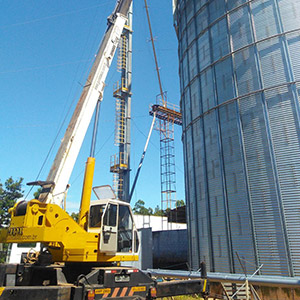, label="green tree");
[176,200,185,207]
[33,187,42,200]
[133,200,153,215]
[153,205,164,216]
[0,177,23,263]
[71,212,79,222]
[0,177,24,227]
[132,199,185,216]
